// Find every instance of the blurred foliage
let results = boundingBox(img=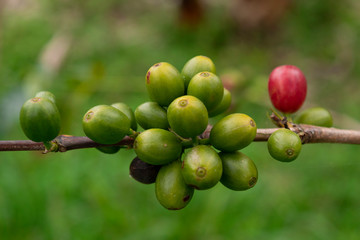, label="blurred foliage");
[1,0,360,239]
